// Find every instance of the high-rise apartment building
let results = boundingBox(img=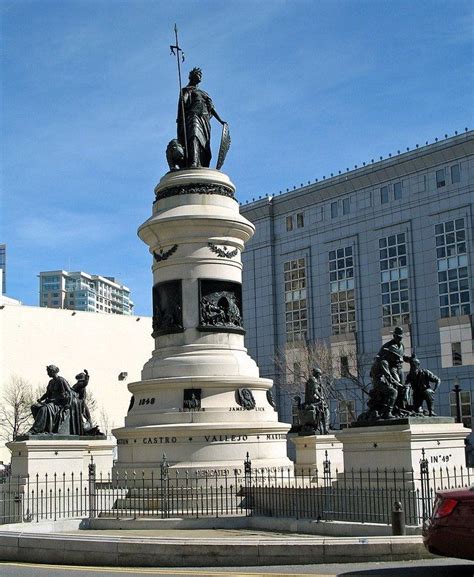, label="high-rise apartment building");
[39,270,134,315]
[241,131,474,427]
[0,244,6,294]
